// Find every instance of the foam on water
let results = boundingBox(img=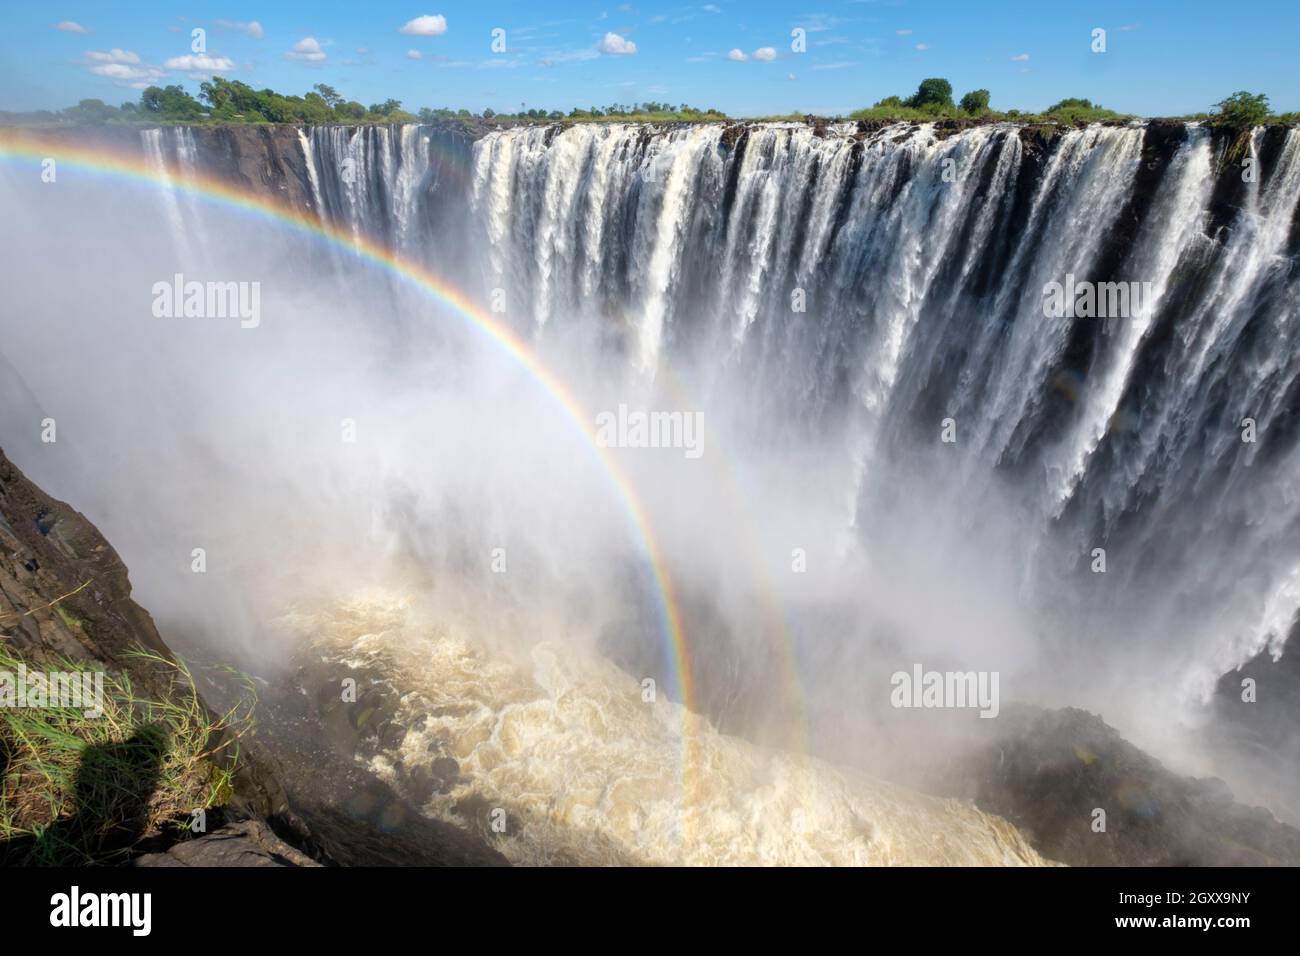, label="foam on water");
[282,591,1050,866]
